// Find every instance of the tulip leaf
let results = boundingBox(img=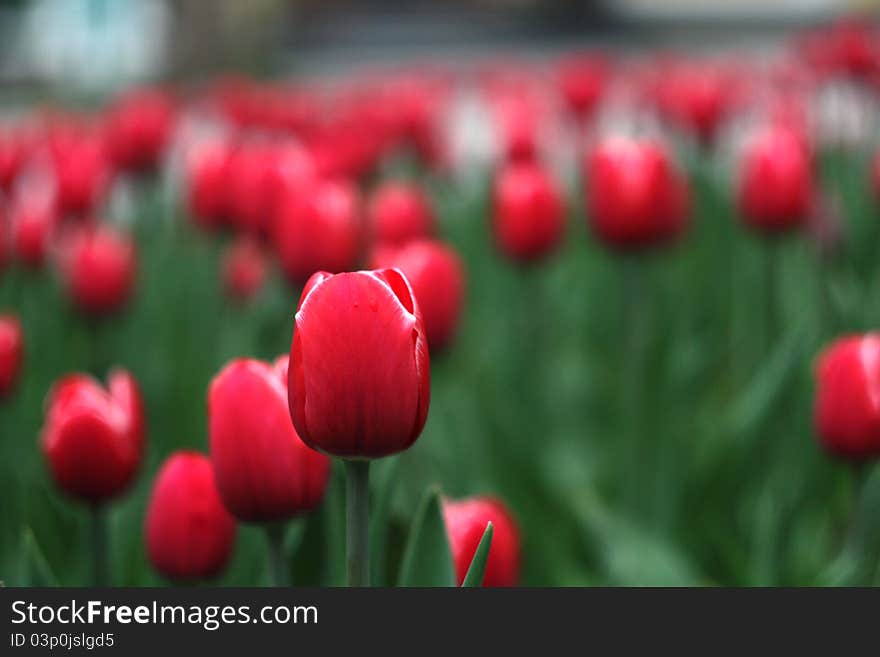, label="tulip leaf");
[291,463,346,585]
[397,485,456,587]
[460,522,493,587]
[21,527,58,586]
